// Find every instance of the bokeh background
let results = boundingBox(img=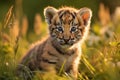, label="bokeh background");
[0,0,120,80]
